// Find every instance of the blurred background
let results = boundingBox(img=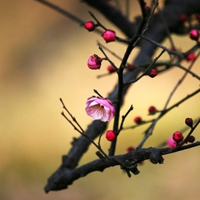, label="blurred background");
[0,1,200,200]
